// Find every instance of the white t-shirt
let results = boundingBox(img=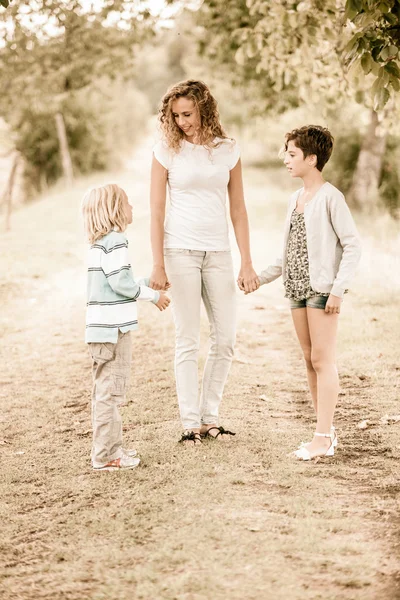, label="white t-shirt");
[153,137,240,251]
